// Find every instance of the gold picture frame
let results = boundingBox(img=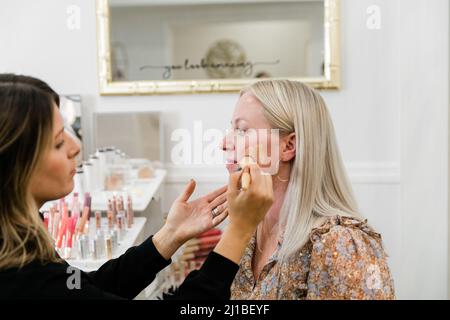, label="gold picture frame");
[96,0,341,95]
